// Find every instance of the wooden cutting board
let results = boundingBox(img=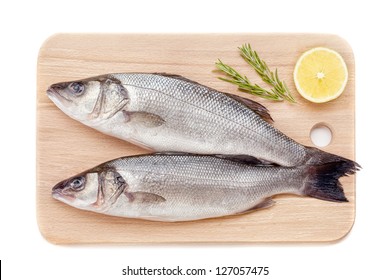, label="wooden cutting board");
[36,34,356,244]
